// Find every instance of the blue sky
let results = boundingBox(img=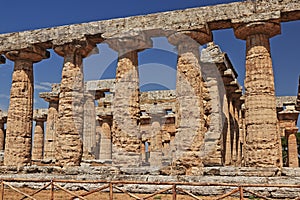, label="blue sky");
[0,0,299,110]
